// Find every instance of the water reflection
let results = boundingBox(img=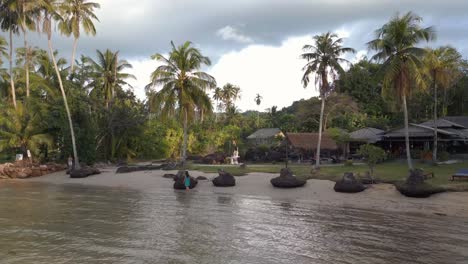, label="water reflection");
[0,182,468,264]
